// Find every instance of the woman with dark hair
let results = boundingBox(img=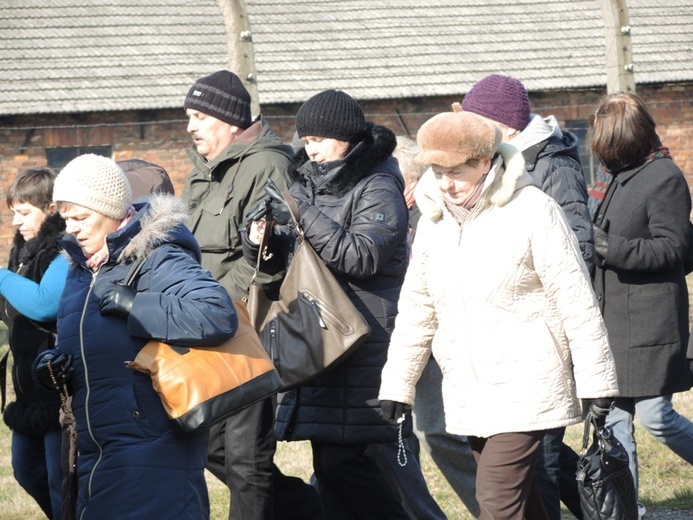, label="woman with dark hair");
[589,92,693,516]
[0,166,67,519]
[244,89,419,518]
